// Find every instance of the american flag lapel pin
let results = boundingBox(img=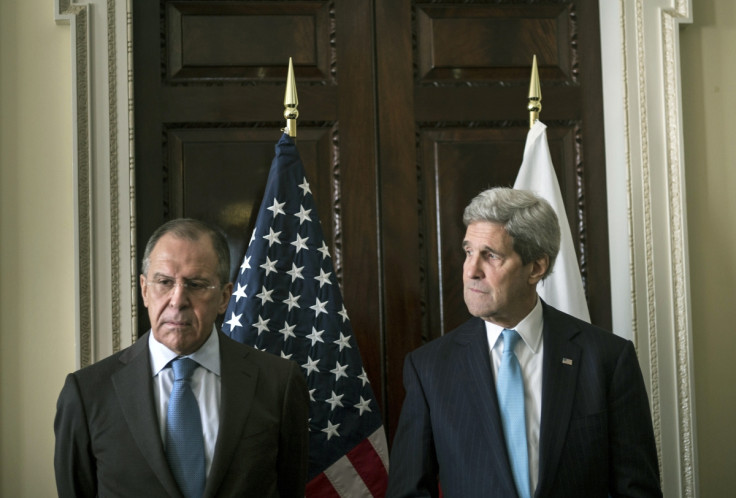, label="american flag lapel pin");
[562,358,573,366]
